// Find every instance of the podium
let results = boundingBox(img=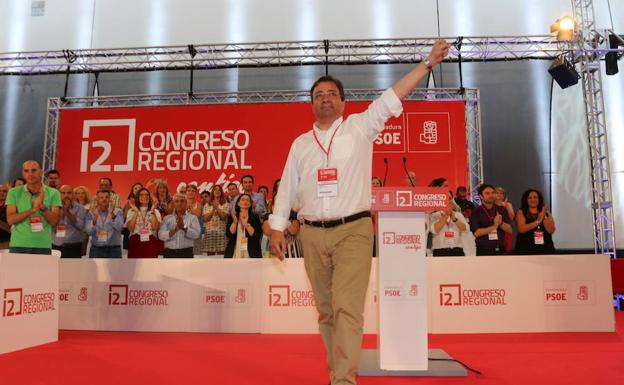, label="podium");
[359,187,467,376]
[0,252,59,355]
